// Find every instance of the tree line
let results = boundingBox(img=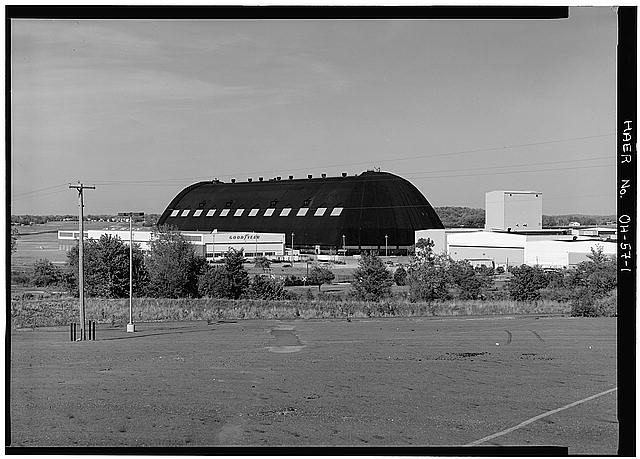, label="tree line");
[13,230,616,317]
